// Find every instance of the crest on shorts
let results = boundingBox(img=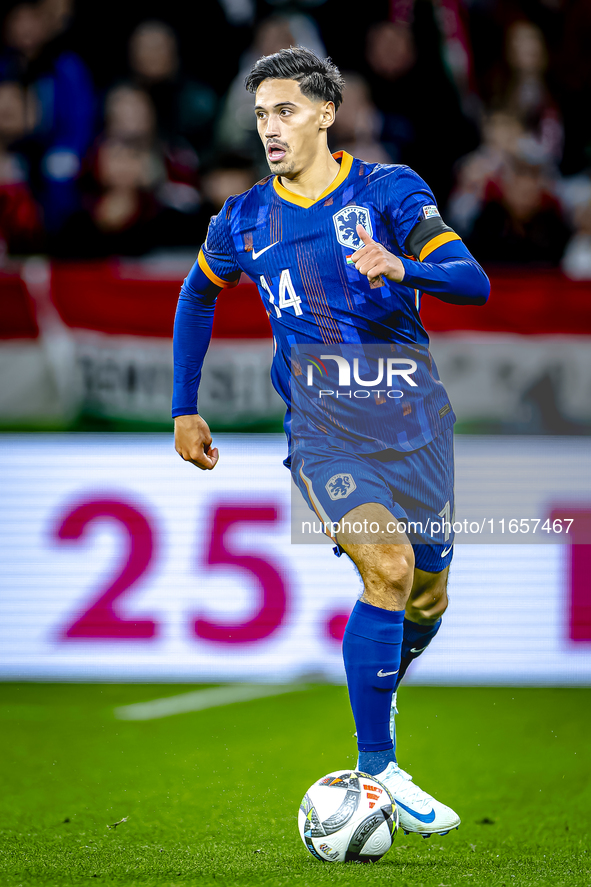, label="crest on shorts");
[326,473,357,501]
[333,206,372,250]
